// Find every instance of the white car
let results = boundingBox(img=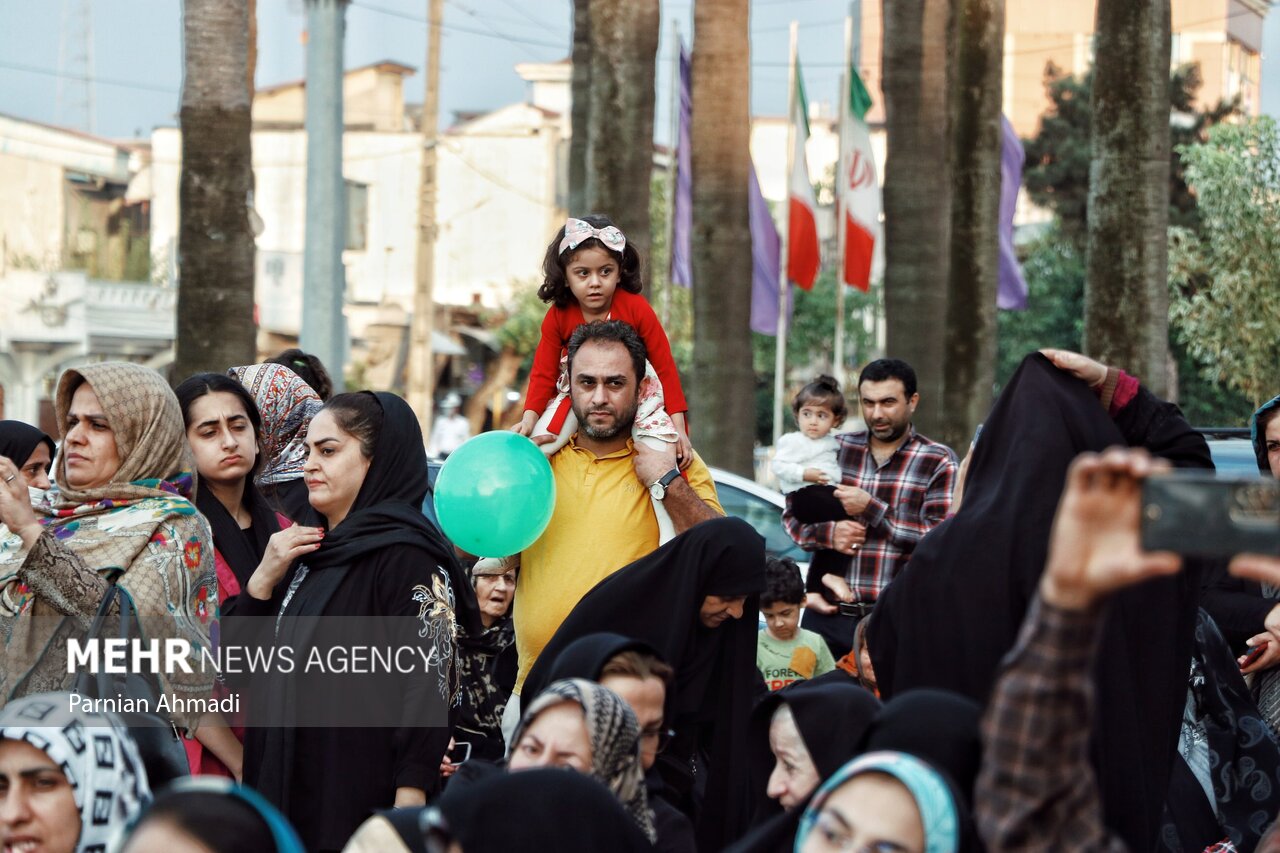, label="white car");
[709,467,809,573]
